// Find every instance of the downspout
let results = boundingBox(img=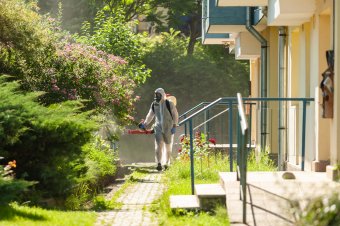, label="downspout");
[278,27,286,170]
[333,0,335,51]
[246,7,268,149]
